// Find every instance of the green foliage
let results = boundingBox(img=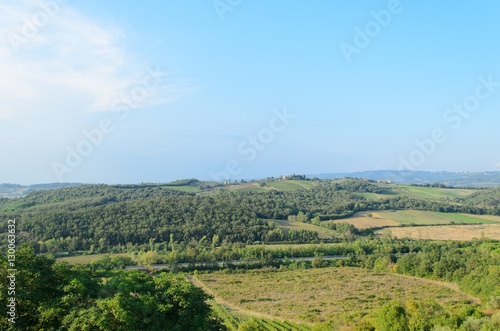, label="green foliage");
[4,178,500,255]
[311,320,347,330]
[0,244,225,330]
[373,300,409,331]
[459,313,500,331]
[311,257,324,268]
[405,299,447,331]
[89,255,136,271]
[368,298,466,330]
[237,319,267,331]
[138,251,160,265]
[394,241,500,299]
